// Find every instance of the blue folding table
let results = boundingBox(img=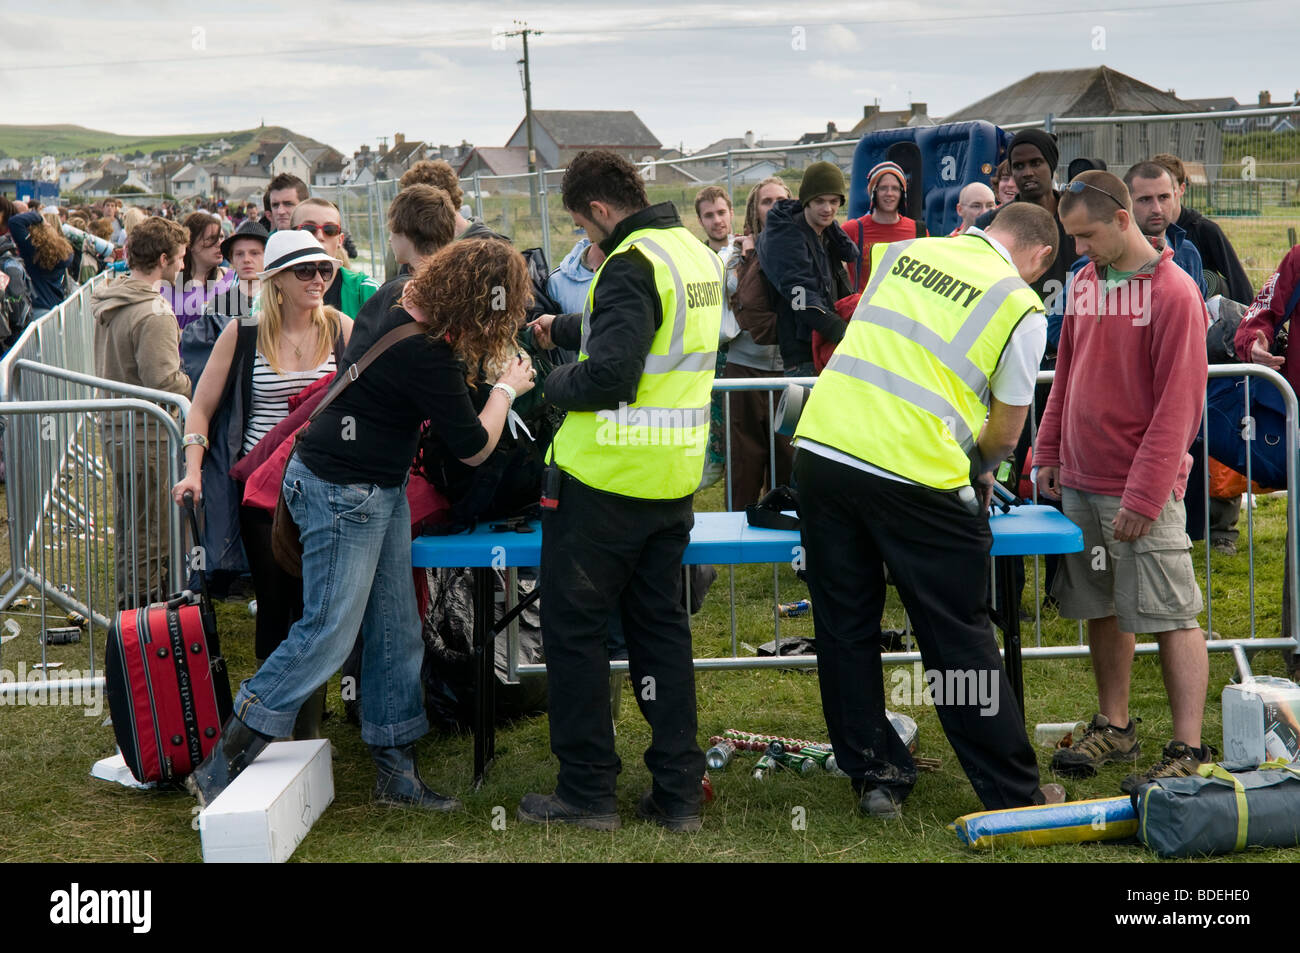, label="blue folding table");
[412,505,1082,785]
